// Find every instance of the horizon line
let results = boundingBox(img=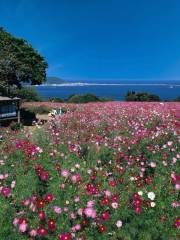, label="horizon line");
[47,77,180,82]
